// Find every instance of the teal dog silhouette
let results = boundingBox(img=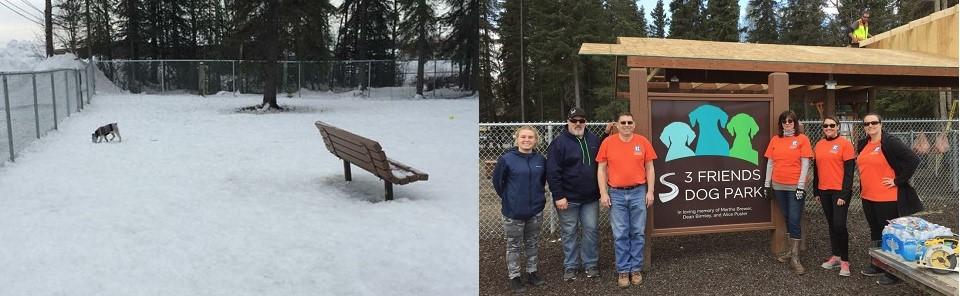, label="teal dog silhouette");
[689,104,729,156]
[660,122,696,161]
